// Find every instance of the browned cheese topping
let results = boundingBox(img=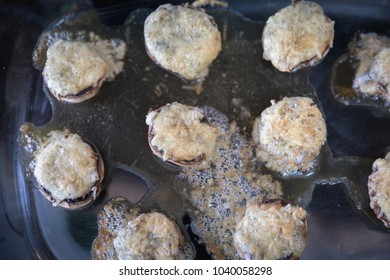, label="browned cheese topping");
[146,102,219,165]
[253,97,327,174]
[33,130,100,205]
[113,212,185,260]
[350,33,390,102]
[91,197,190,260]
[144,4,221,81]
[262,1,334,72]
[368,152,390,228]
[234,200,307,260]
[43,35,126,102]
